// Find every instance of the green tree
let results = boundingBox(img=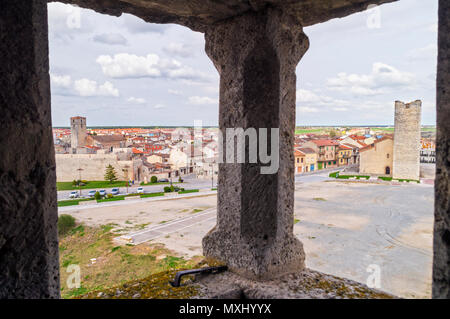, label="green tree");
[150,176,158,183]
[104,164,118,183]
